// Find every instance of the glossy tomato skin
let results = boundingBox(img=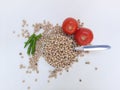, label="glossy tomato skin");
[74,27,93,45]
[62,17,78,35]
